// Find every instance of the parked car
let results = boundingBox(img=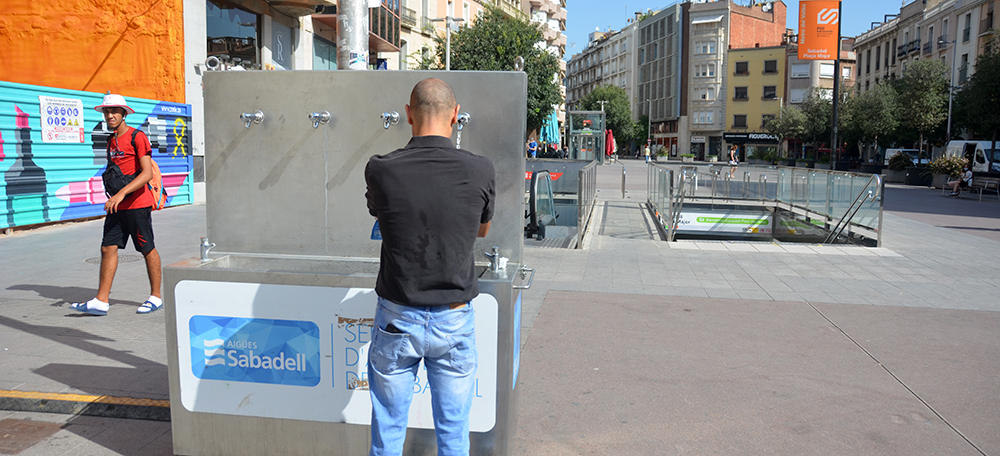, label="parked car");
[882,148,928,166]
